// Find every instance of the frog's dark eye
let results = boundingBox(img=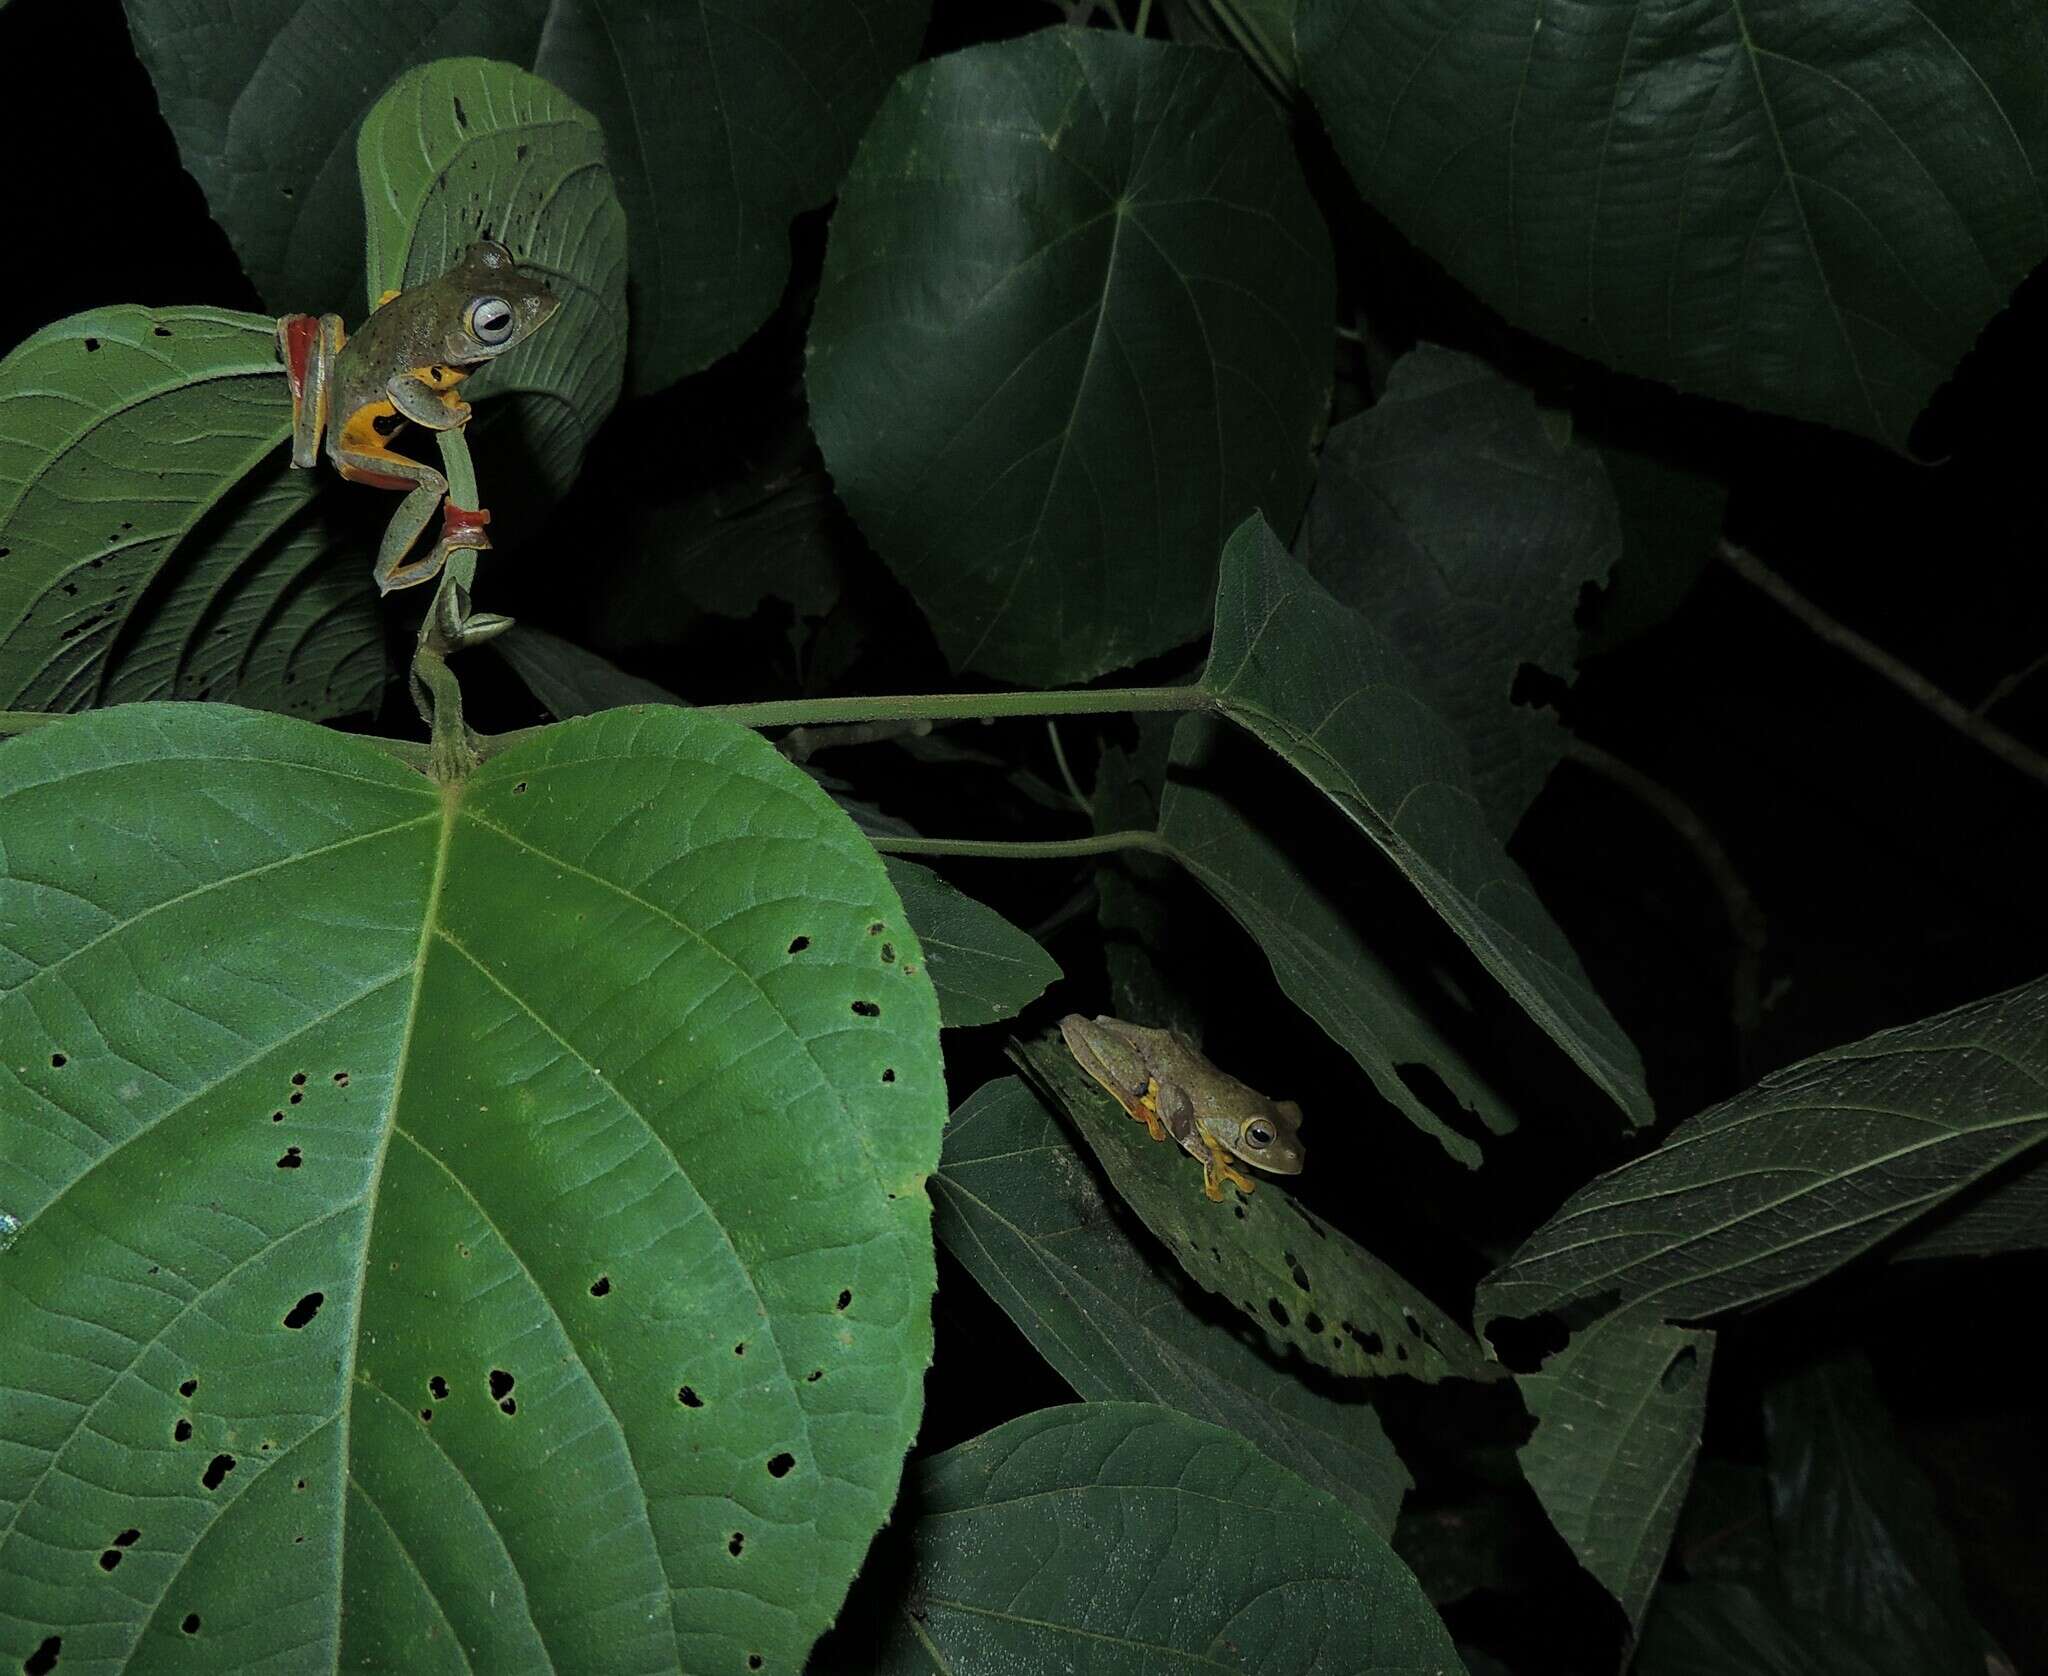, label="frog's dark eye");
[466,296,515,347]
[1244,1120,1275,1150]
